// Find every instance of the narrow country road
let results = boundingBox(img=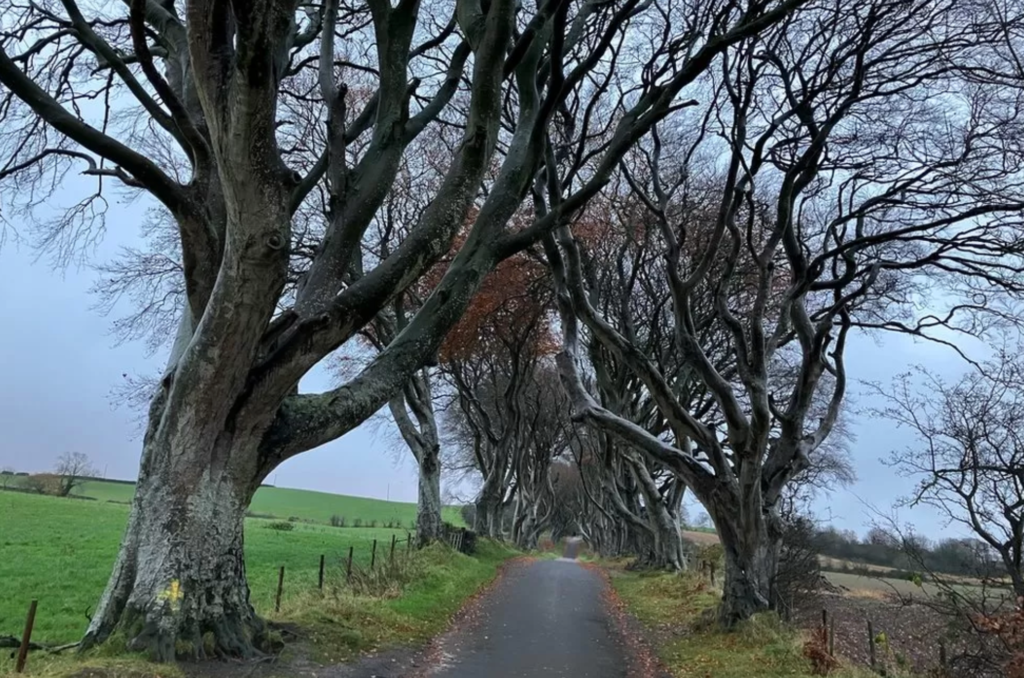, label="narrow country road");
[196,545,664,678]
[417,551,649,678]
